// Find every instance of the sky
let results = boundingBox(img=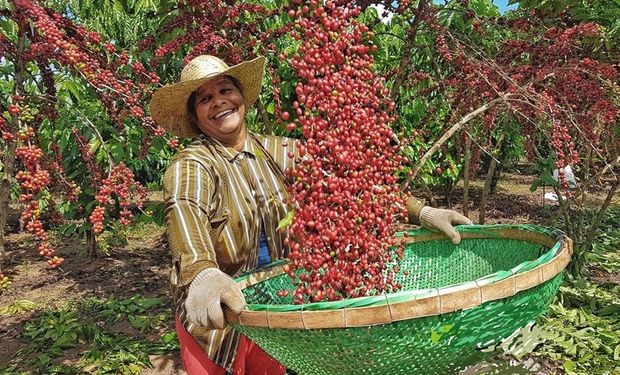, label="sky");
[375,1,519,23]
[432,0,519,14]
[442,0,519,14]
[493,0,518,13]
